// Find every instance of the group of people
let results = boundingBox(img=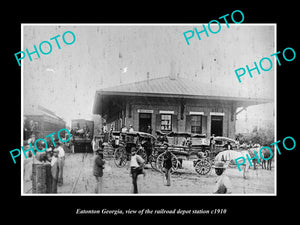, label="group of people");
[92,144,171,194]
[86,126,235,194]
[101,123,136,143]
[71,123,91,139]
[121,124,135,133]
[24,134,66,193]
[128,142,174,193]
[111,124,152,134]
[92,139,232,194]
